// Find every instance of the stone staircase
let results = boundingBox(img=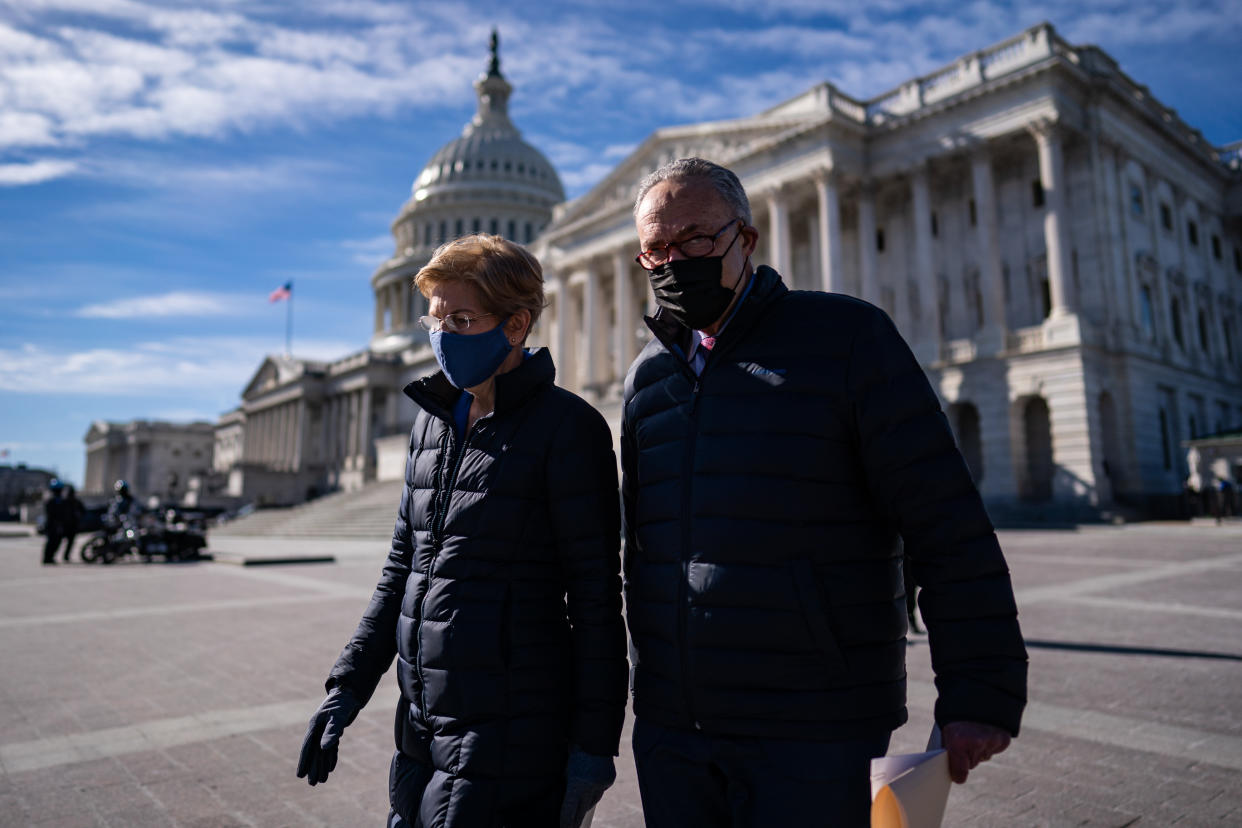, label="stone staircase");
[212,480,405,539]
